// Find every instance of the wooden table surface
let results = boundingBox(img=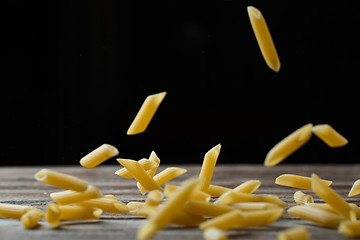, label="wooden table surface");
[0,164,359,240]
